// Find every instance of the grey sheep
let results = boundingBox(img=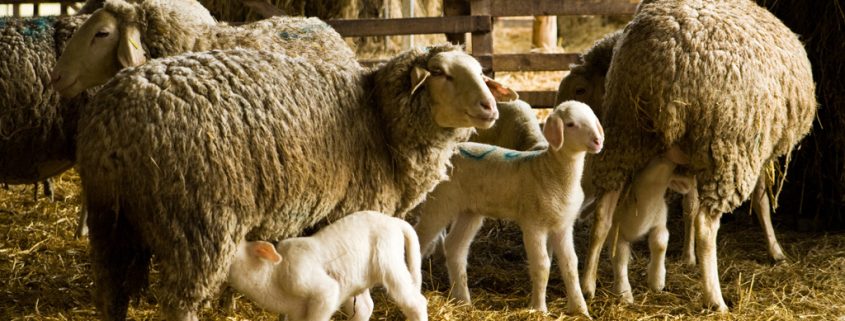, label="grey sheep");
[52,0,359,97]
[581,0,816,311]
[471,99,548,151]
[76,44,516,320]
[558,29,788,264]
